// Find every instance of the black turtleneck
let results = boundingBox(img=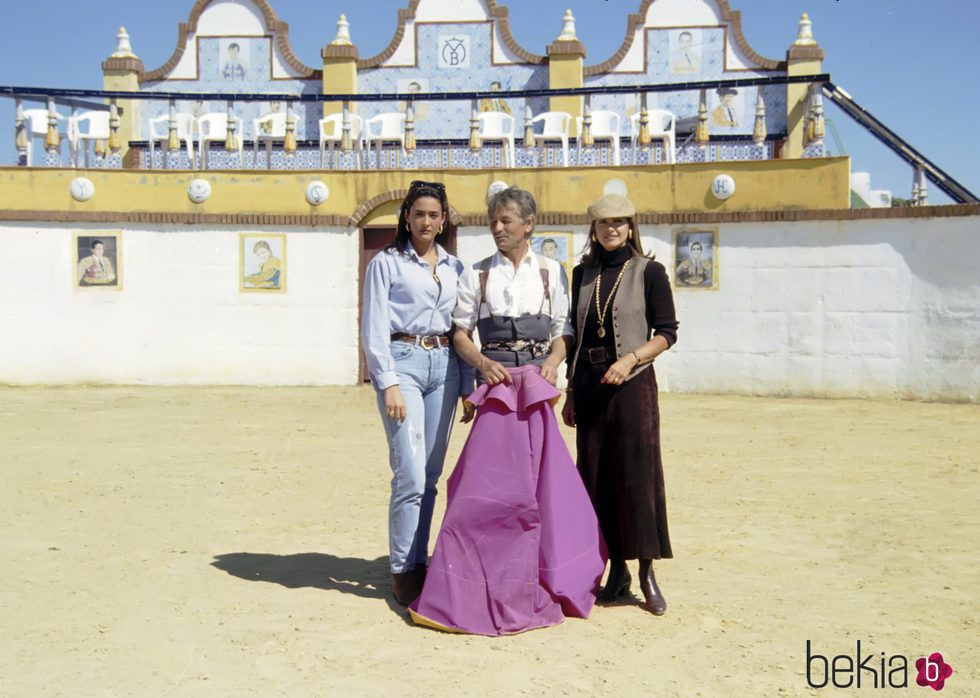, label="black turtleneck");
[569,246,679,352]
